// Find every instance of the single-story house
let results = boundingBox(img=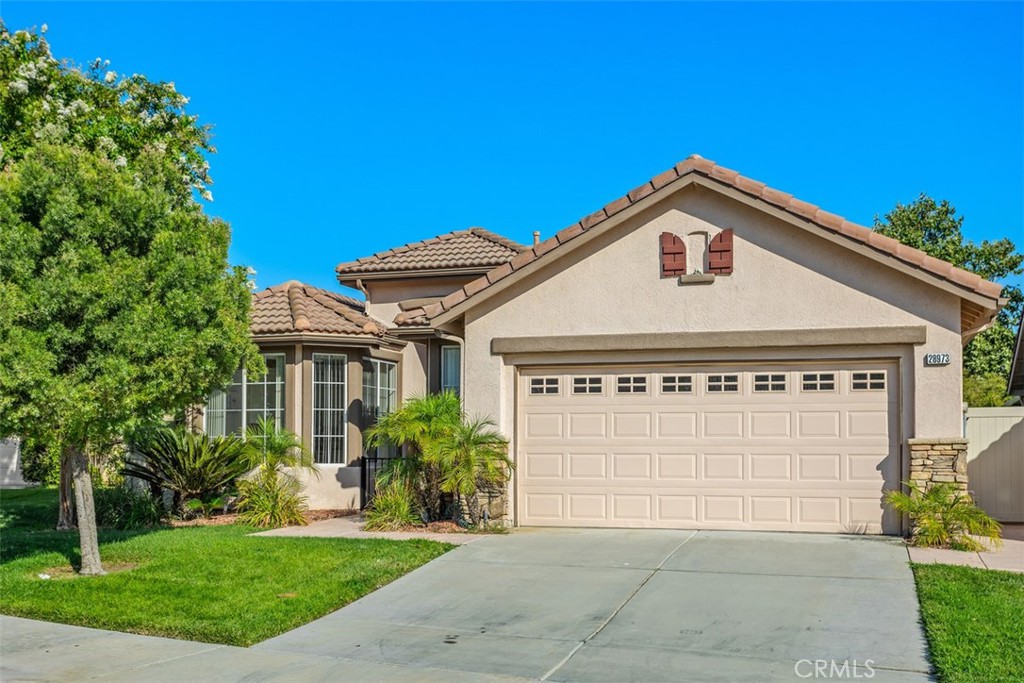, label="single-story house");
[200,155,1004,534]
